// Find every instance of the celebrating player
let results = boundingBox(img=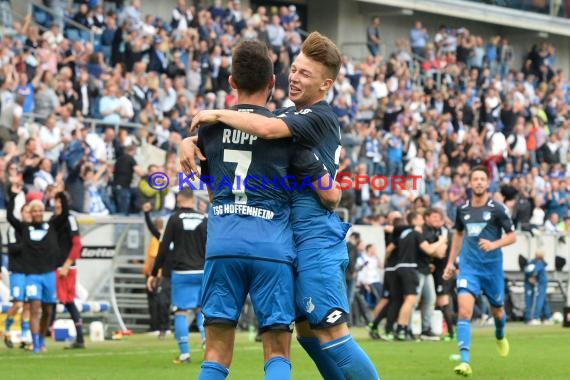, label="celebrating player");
[185,32,379,379]
[6,185,68,353]
[4,204,32,349]
[52,192,85,349]
[443,166,516,377]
